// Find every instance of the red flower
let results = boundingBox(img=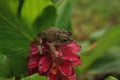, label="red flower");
[57,42,82,66]
[47,59,76,80]
[27,41,82,80]
[29,42,39,55]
